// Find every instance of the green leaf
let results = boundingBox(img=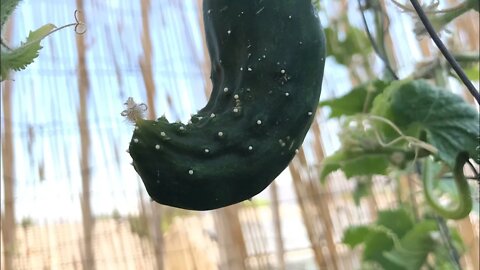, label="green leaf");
[311,0,321,11]
[343,206,465,269]
[1,23,55,80]
[319,150,344,182]
[319,150,390,182]
[342,207,440,270]
[344,225,402,269]
[352,177,372,205]
[320,80,391,118]
[343,225,371,248]
[363,228,403,270]
[343,154,390,178]
[1,0,21,30]
[383,221,437,270]
[324,26,372,66]
[362,209,415,269]
[371,79,479,167]
[464,65,479,81]
[377,208,414,238]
